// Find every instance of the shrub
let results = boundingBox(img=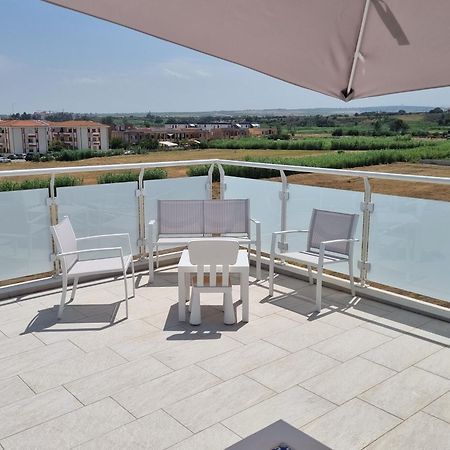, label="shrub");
[0,176,83,192]
[97,168,167,184]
